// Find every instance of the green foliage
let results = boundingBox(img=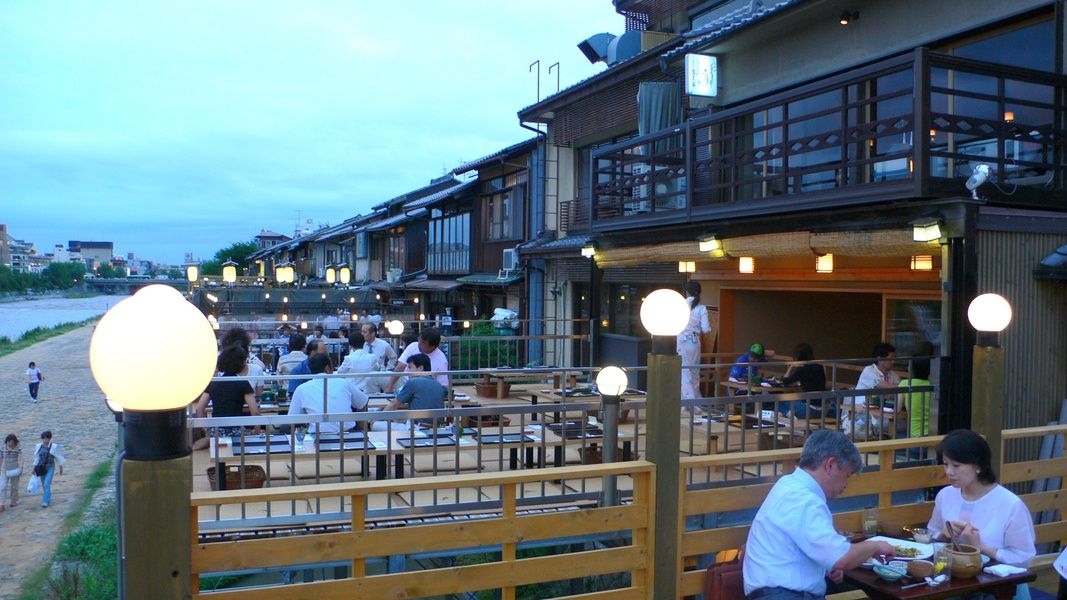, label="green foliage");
[453,321,519,372]
[94,263,121,278]
[200,259,222,276]
[165,268,184,280]
[0,264,45,292]
[42,262,86,288]
[200,240,259,276]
